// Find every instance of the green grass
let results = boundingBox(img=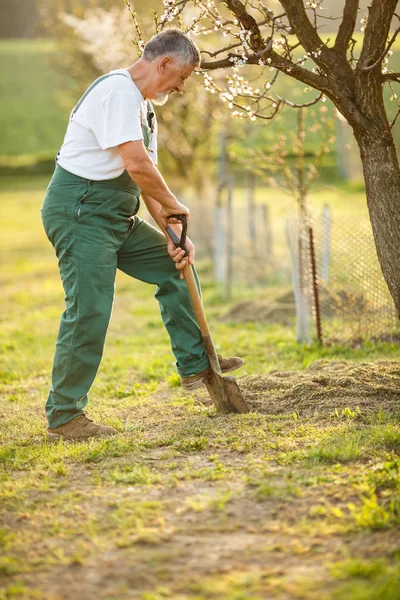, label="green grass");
[0,39,72,157]
[0,177,399,599]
